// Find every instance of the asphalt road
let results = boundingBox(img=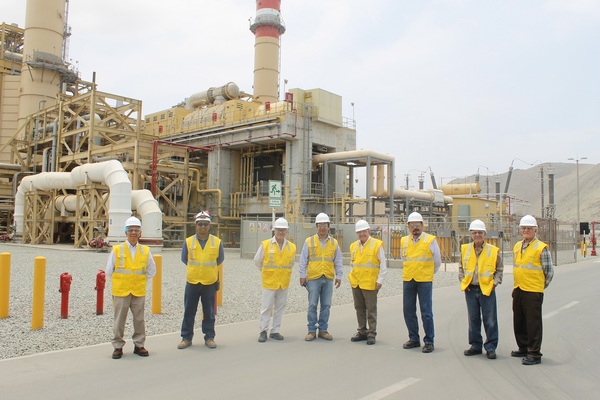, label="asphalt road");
[1,257,599,400]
